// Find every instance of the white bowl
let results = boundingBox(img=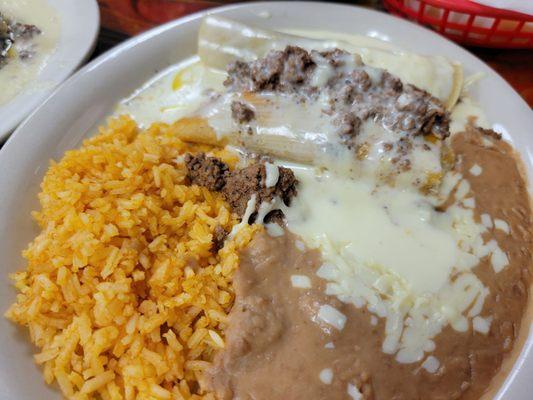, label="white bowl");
[0,0,100,140]
[0,2,531,399]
